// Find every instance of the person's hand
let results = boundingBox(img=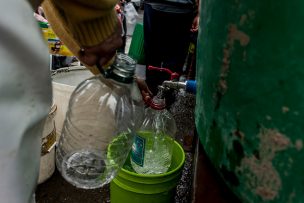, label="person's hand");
[136,78,153,102]
[115,4,122,13]
[78,21,123,68]
[191,15,199,32]
[34,13,48,23]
